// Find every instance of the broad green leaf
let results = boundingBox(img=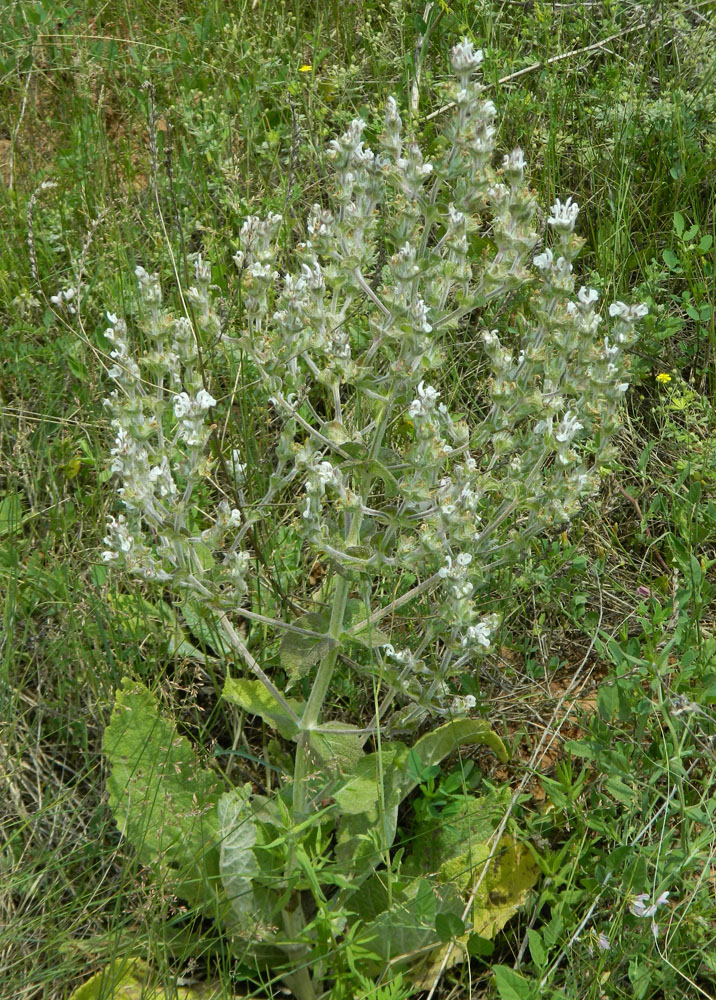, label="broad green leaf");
[335,722,505,875]
[493,965,535,1000]
[404,786,512,877]
[180,602,229,655]
[321,420,352,445]
[343,621,392,650]
[308,722,364,777]
[222,677,303,739]
[218,786,260,931]
[527,928,547,968]
[435,911,465,942]
[104,678,224,912]
[414,719,507,769]
[68,958,222,999]
[333,744,408,816]
[279,610,337,682]
[412,837,539,989]
[334,744,409,872]
[354,876,464,970]
[387,719,507,808]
